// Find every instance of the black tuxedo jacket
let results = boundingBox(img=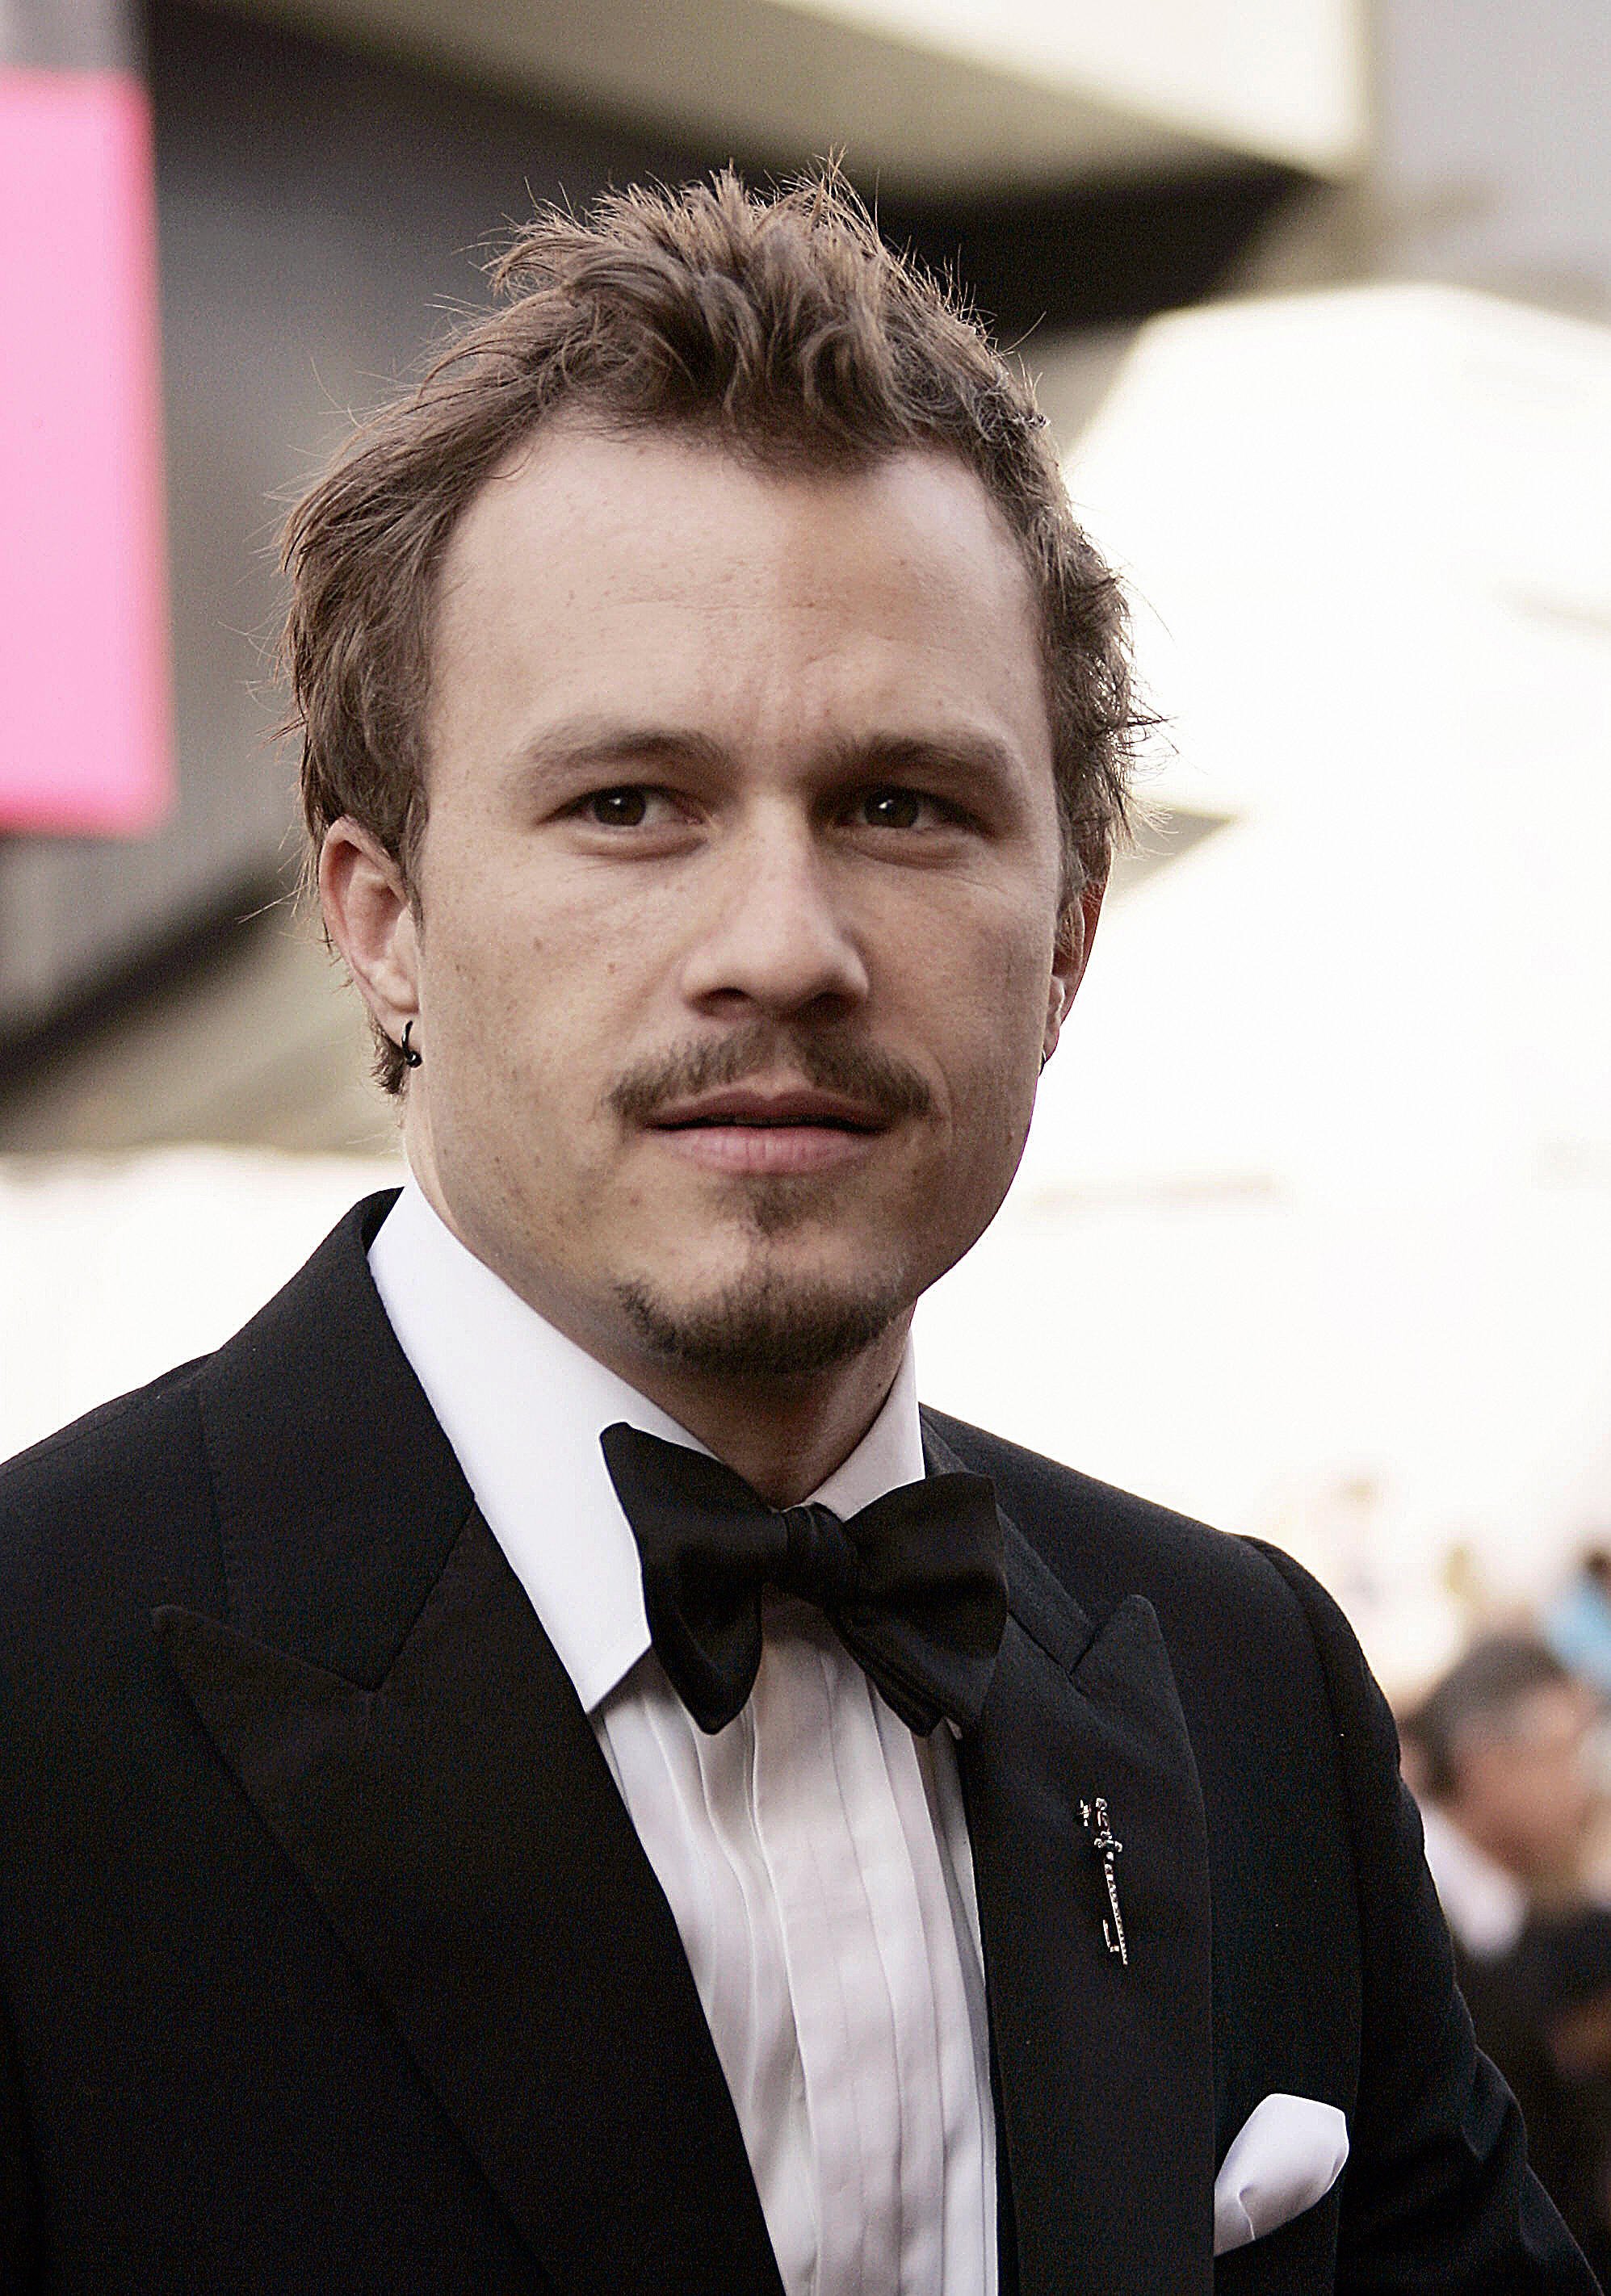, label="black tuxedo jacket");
[0,1194,1593,2293]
